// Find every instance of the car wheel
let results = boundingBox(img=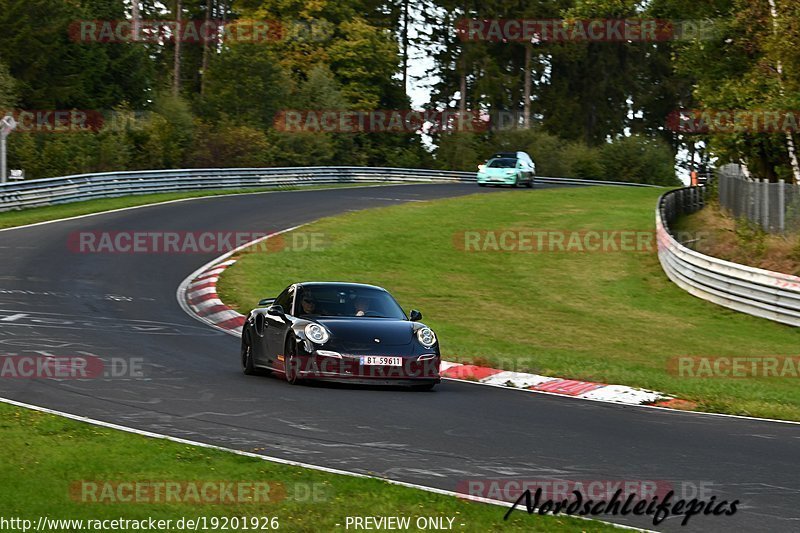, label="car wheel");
[478,183,486,187]
[513,175,520,188]
[242,331,256,375]
[413,383,436,391]
[284,338,300,385]
[526,177,533,188]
